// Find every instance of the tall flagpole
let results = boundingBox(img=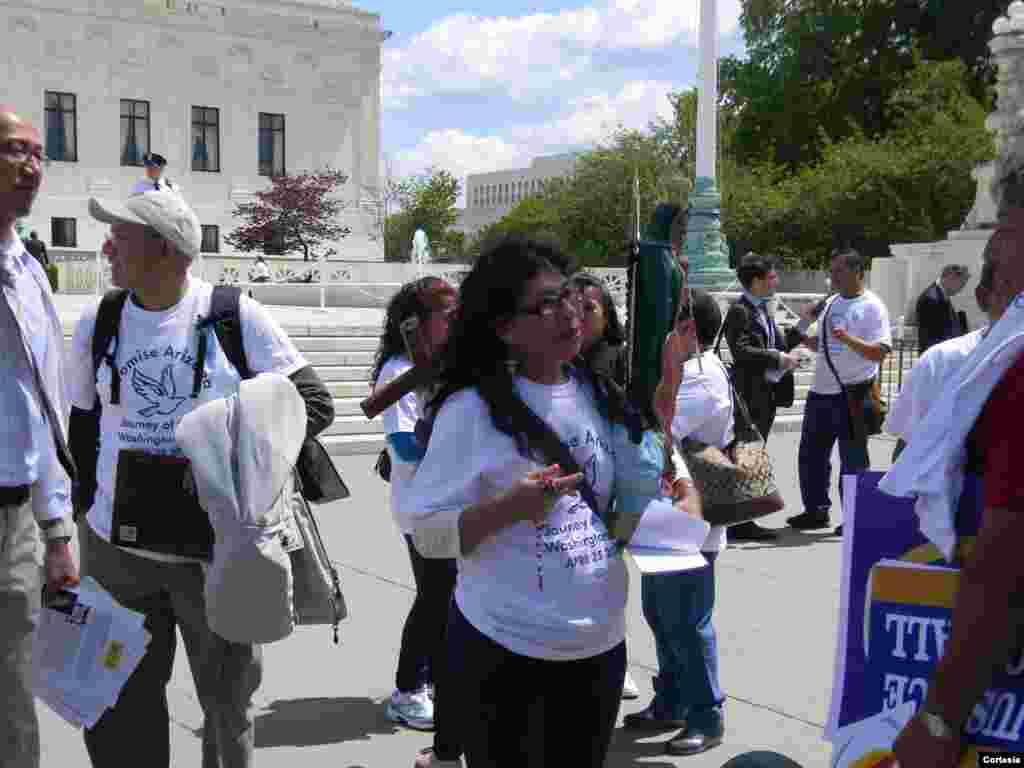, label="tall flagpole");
[686,0,735,291]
